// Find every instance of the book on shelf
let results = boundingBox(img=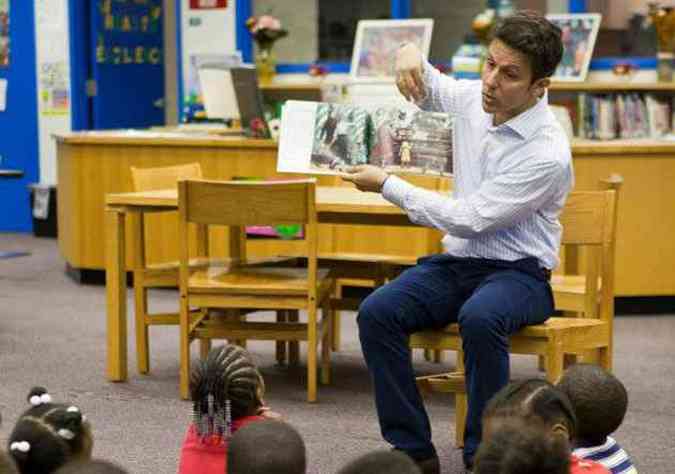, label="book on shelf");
[569,92,672,140]
[277,100,453,176]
